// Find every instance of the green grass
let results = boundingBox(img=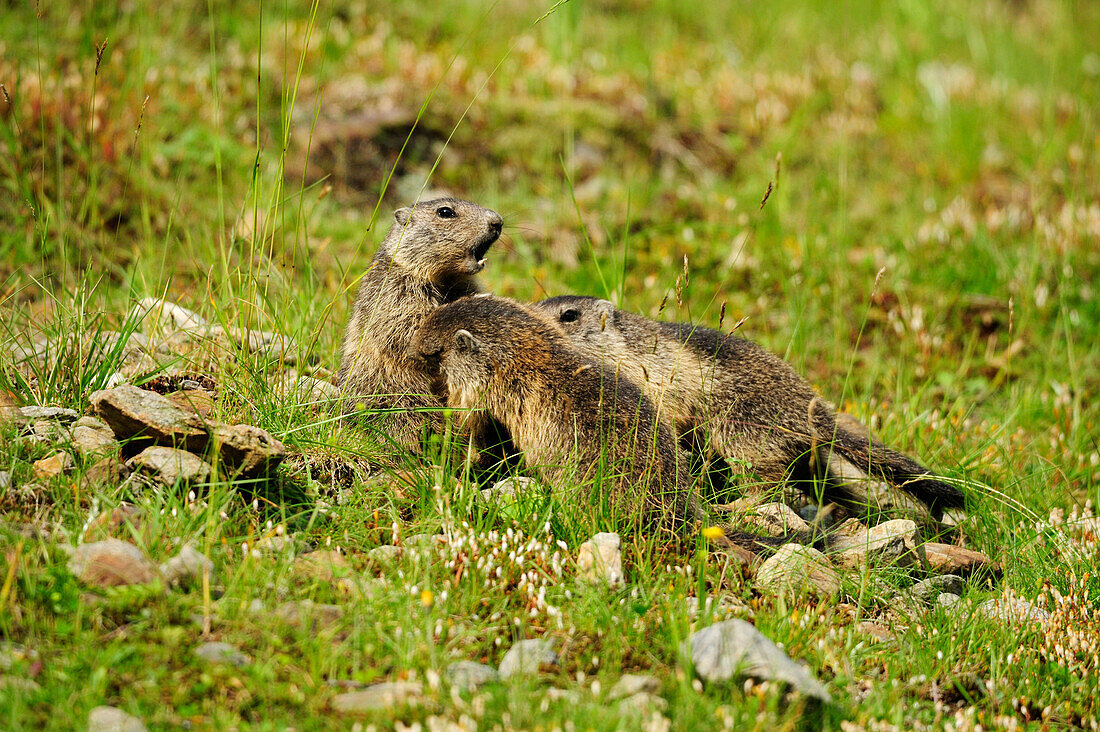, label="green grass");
[2,0,1099,728]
